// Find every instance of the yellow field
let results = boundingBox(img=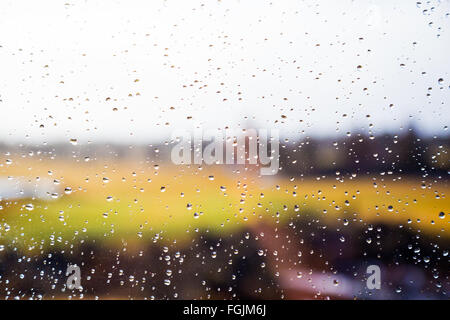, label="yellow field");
[1,157,448,251]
